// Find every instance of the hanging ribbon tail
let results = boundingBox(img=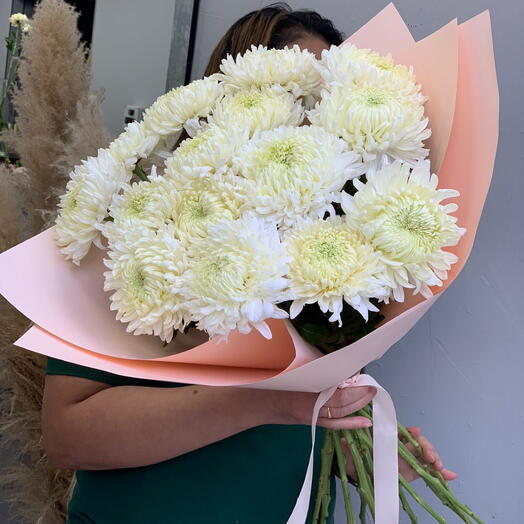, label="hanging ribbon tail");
[366,375,400,524]
[287,374,399,524]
